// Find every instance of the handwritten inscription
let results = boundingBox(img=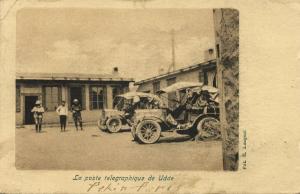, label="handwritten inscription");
[72,174,179,193]
[86,181,182,193]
